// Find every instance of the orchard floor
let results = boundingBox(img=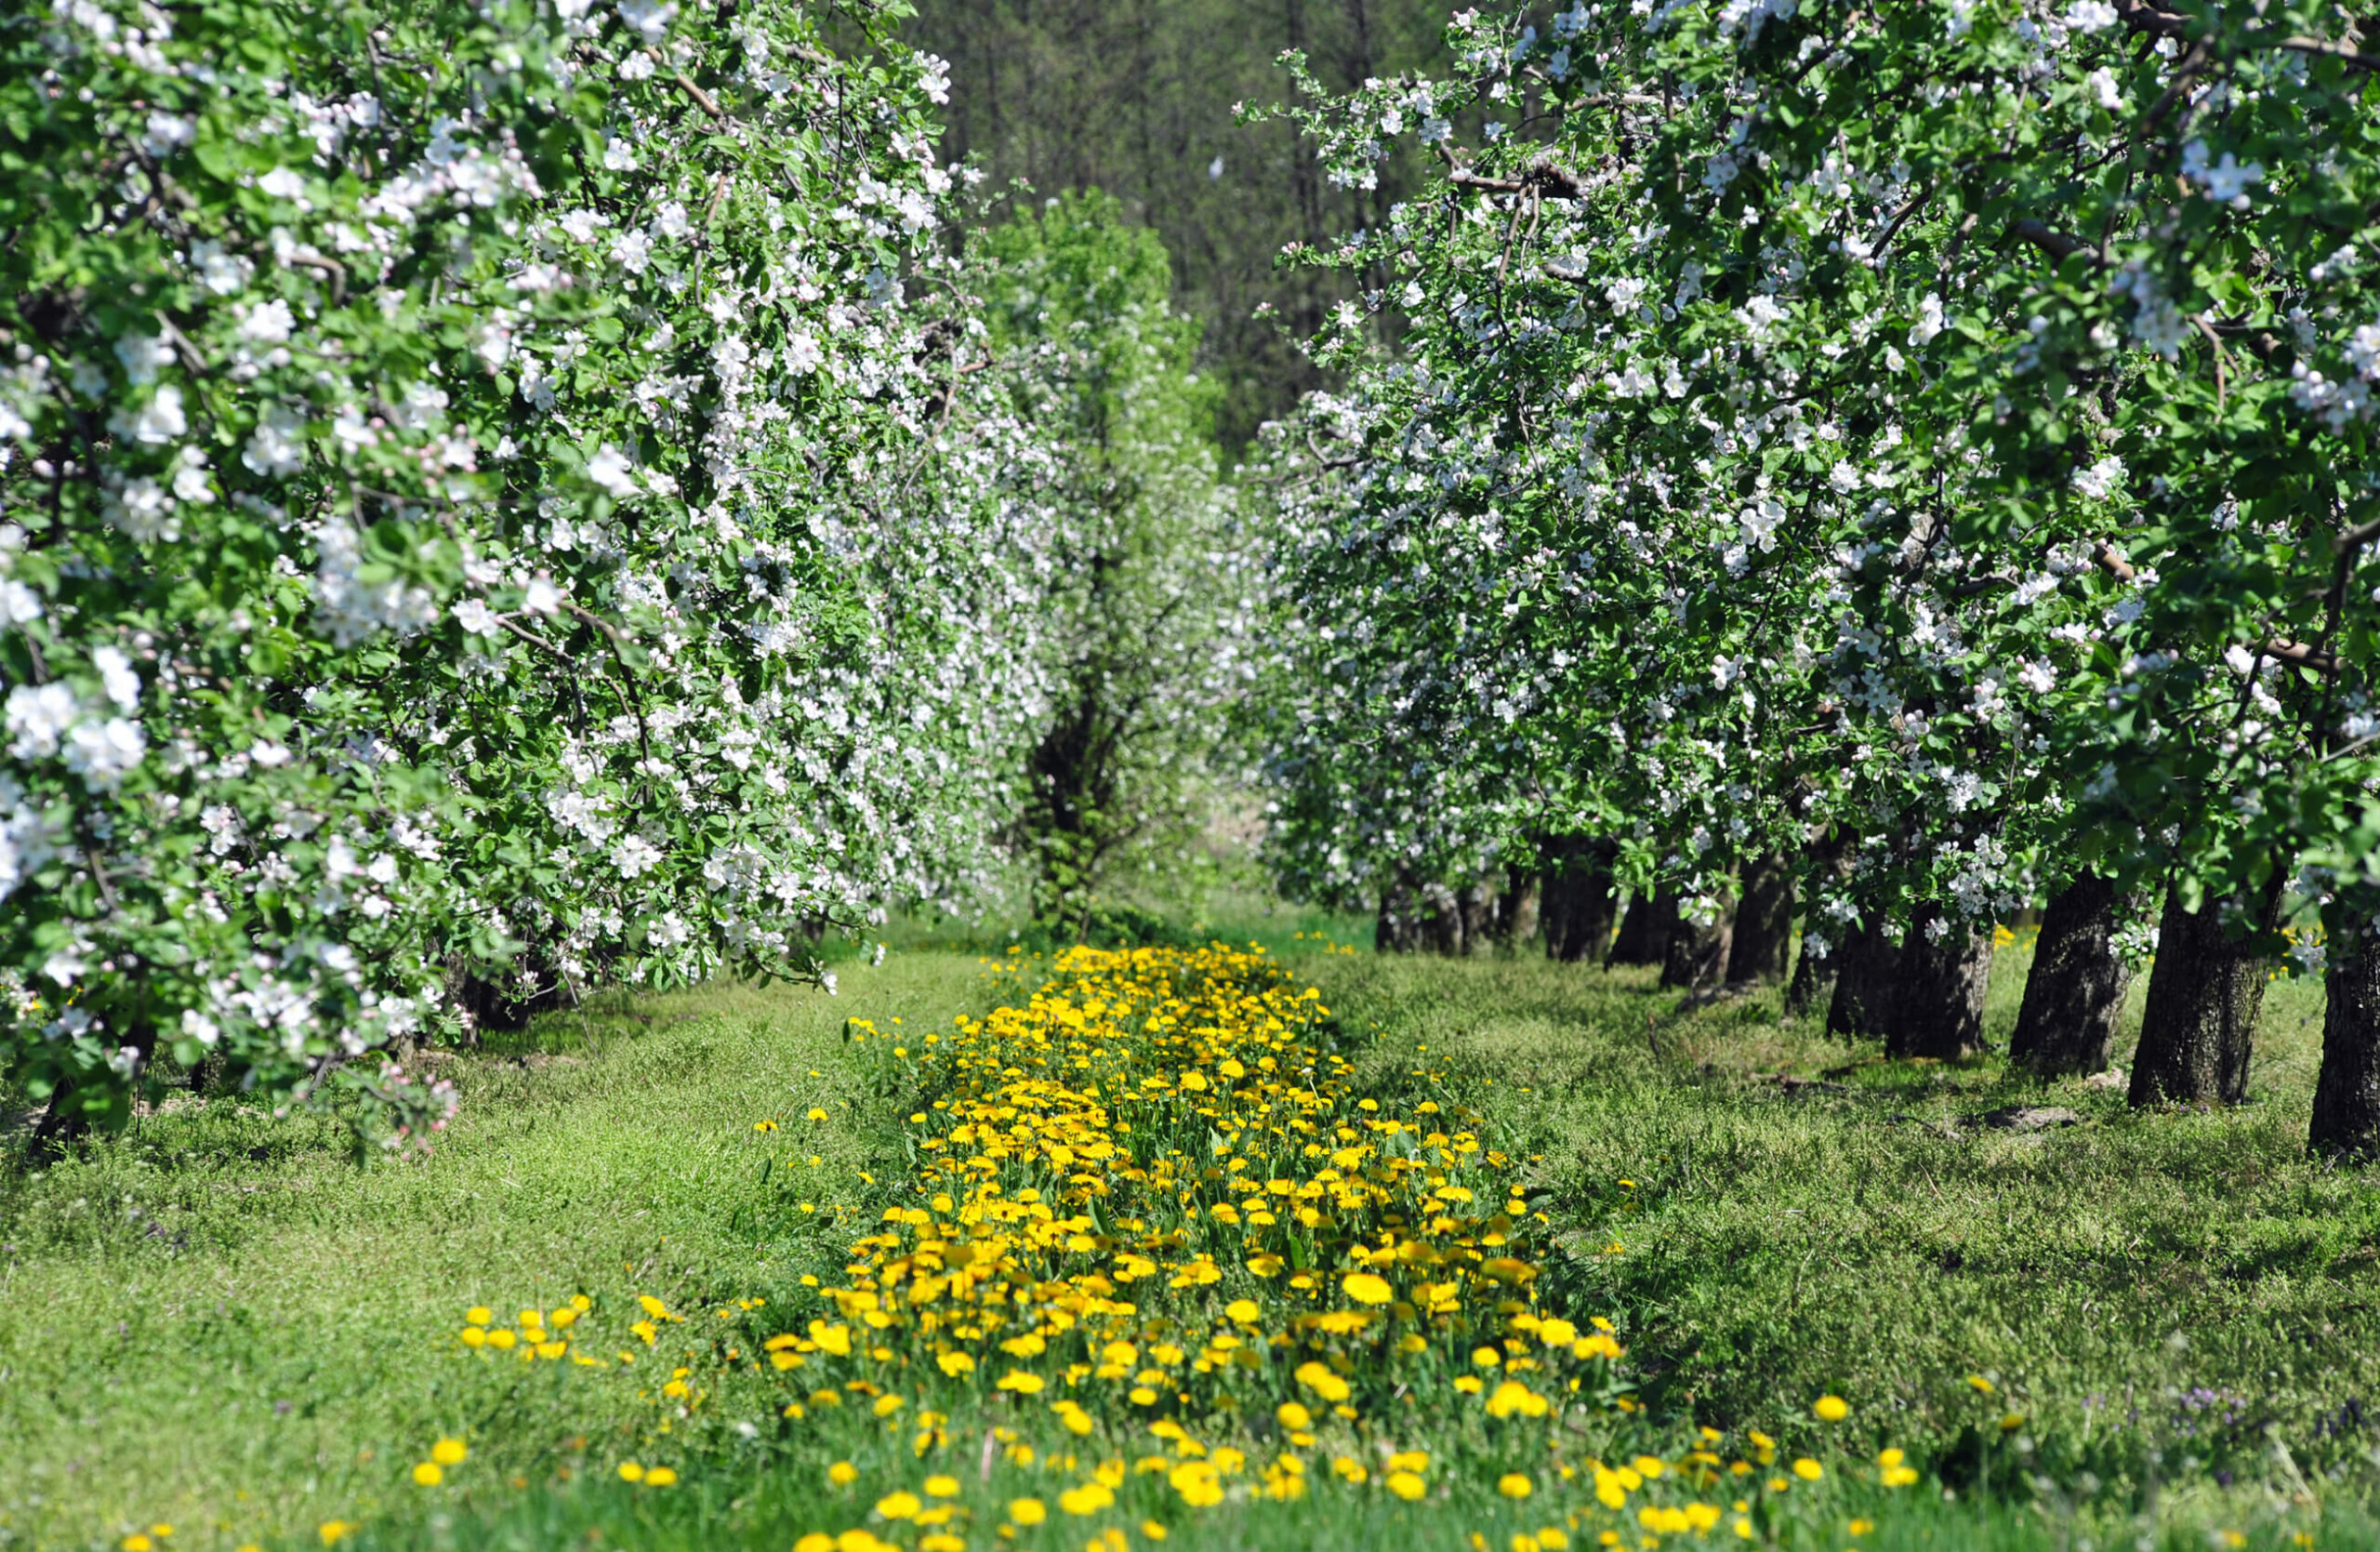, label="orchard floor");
[4,933,2377,1552]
